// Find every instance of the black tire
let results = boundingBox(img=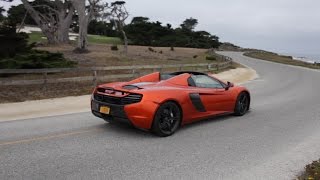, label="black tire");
[234,92,250,116]
[152,102,182,137]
